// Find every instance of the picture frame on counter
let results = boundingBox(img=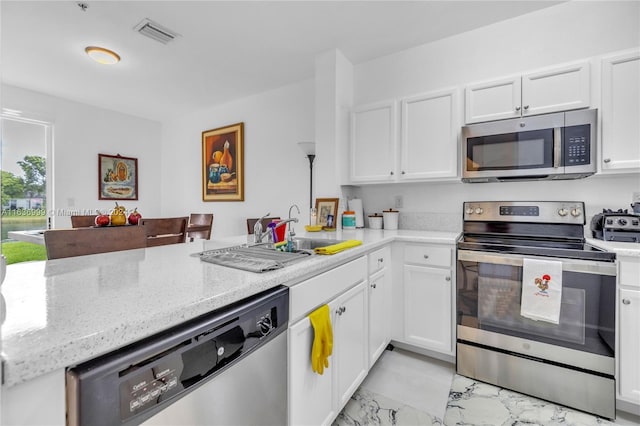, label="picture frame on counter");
[202,122,244,202]
[315,198,339,228]
[98,153,138,200]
